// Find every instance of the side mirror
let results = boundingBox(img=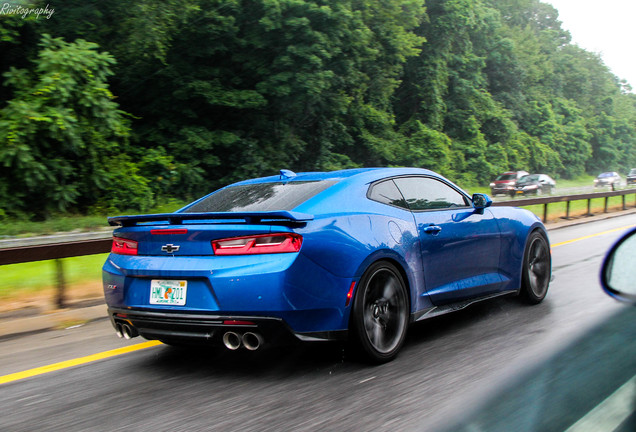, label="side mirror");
[601,228,636,303]
[472,193,492,210]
